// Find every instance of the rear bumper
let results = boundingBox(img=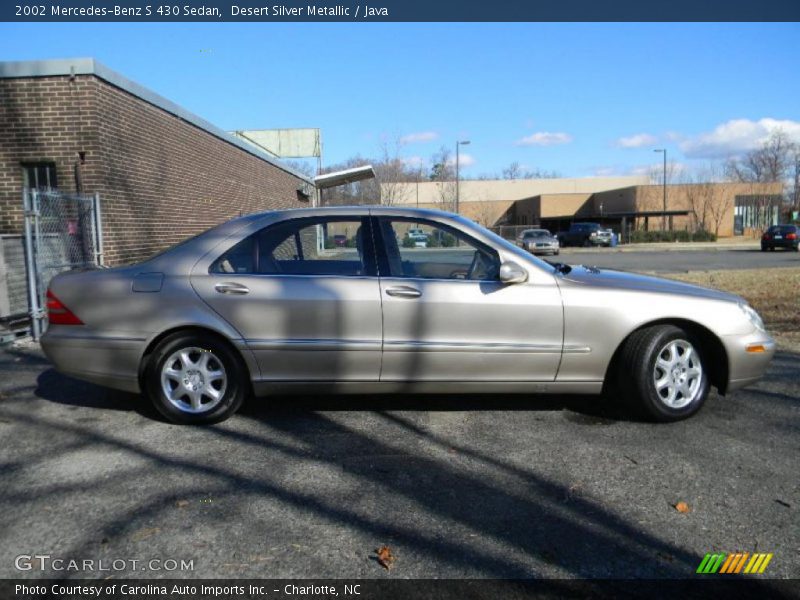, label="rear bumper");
[722,331,776,393]
[40,328,145,394]
[762,240,798,249]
